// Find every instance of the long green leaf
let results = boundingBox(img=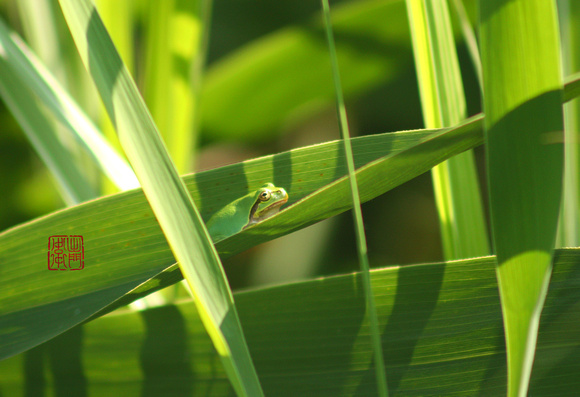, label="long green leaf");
[3,72,580,364]
[479,0,564,395]
[559,0,580,247]
[450,0,482,86]
[16,0,66,87]
[0,118,481,361]
[96,0,135,73]
[0,32,96,204]
[321,0,387,394]
[2,249,580,395]
[406,0,488,260]
[142,0,207,172]
[57,0,261,394]
[0,17,138,191]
